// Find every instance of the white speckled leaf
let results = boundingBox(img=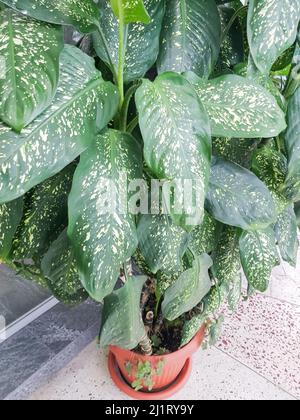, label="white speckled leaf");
[247,0,300,74]
[275,205,299,268]
[11,164,75,260]
[93,0,165,83]
[228,274,242,311]
[109,0,150,24]
[239,228,280,292]
[41,229,88,305]
[0,46,119,204]
[284,86,300,201]
[99,275,147,349]
[0,9,63,132]
[206,158,277,230]
[252,145,289,215]
[213,137,260,169]
[180,312,206,347]
[162,253,212,321]
[137,214,189,276]
[186,73,287,138]
[68,129,142,302]
[0,0,99,33]
[189,211,218,256]
[0,197,23,258]
[157,0,221,77]
[135,72,211,224]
